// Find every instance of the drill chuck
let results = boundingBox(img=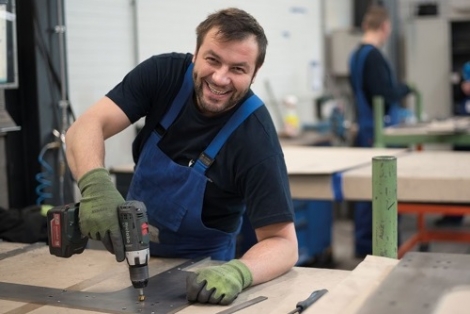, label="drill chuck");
[129,264,149,288]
